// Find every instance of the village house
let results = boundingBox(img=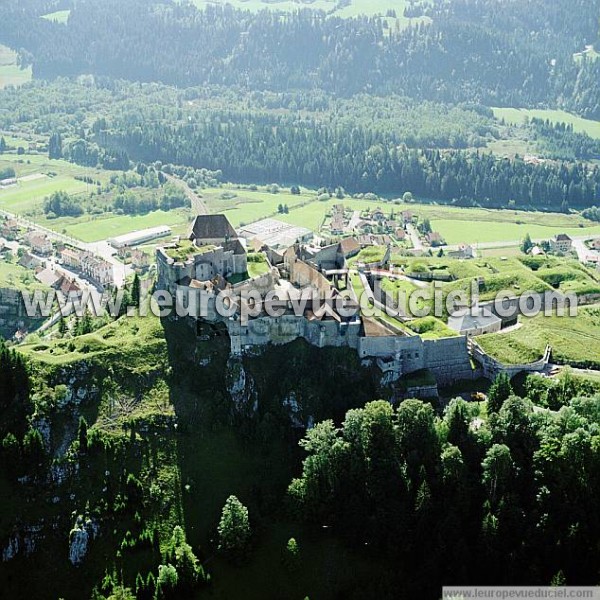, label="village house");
[551,233,573,254]
[448,244,476,260]
[81,255,114,287]
[24,231,53,255]
[1,219,20,241]
[425,232,444,247]
[35,267,63,289]
[58,275,82,296]
[130,248,150,270]
[370,208,385,222]
[61,247,86,269]
[19,251,44,270]
[401,210,414,224]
